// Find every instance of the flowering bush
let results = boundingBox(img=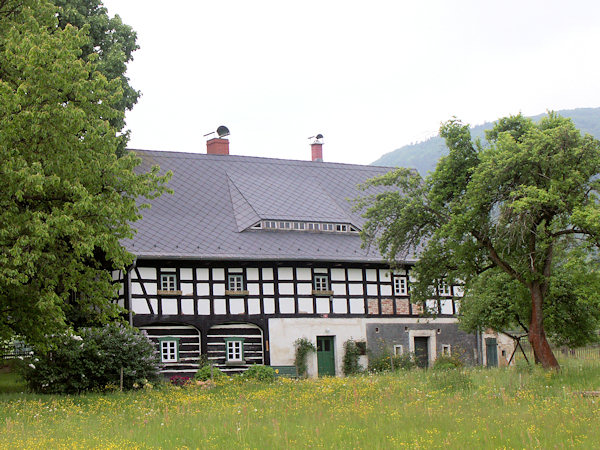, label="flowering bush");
[169,375,191,386]
[20,324,161,393]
